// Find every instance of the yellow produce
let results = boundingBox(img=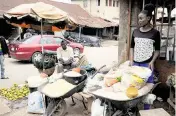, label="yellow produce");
[126,86,138,98]
[0,84,30,101]
[129,74,146,89]
[132,75,144,83]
